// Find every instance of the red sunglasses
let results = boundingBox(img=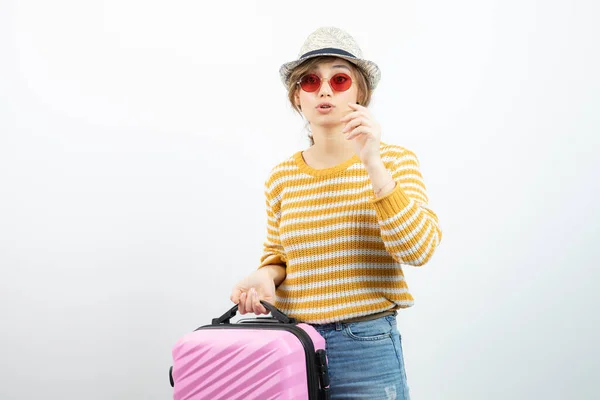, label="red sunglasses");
[297,73,353,92]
